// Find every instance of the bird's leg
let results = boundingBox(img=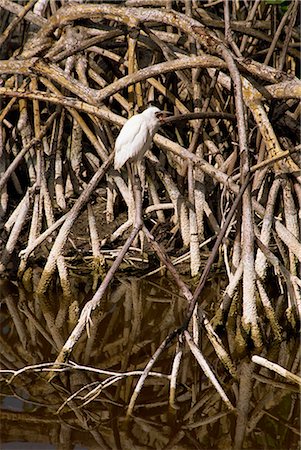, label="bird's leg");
[132,164,143,226]
[126,161,135,224]
[137,160,146,199]
[131,162,145,251]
